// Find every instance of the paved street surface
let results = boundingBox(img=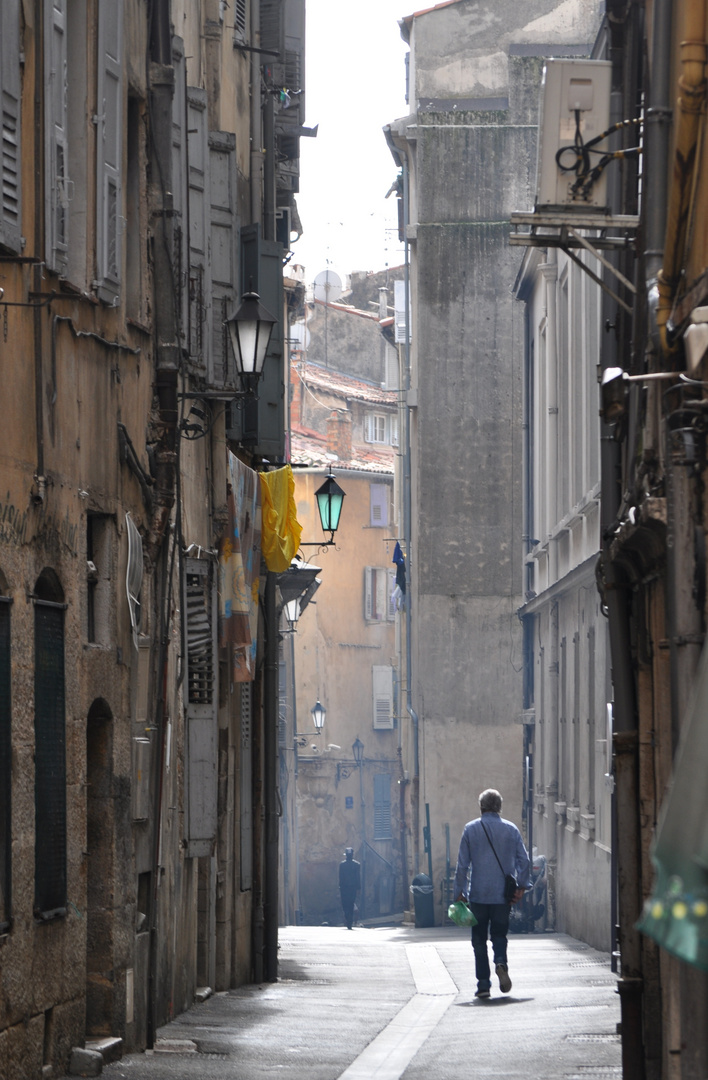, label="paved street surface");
[73,926,621,1080]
